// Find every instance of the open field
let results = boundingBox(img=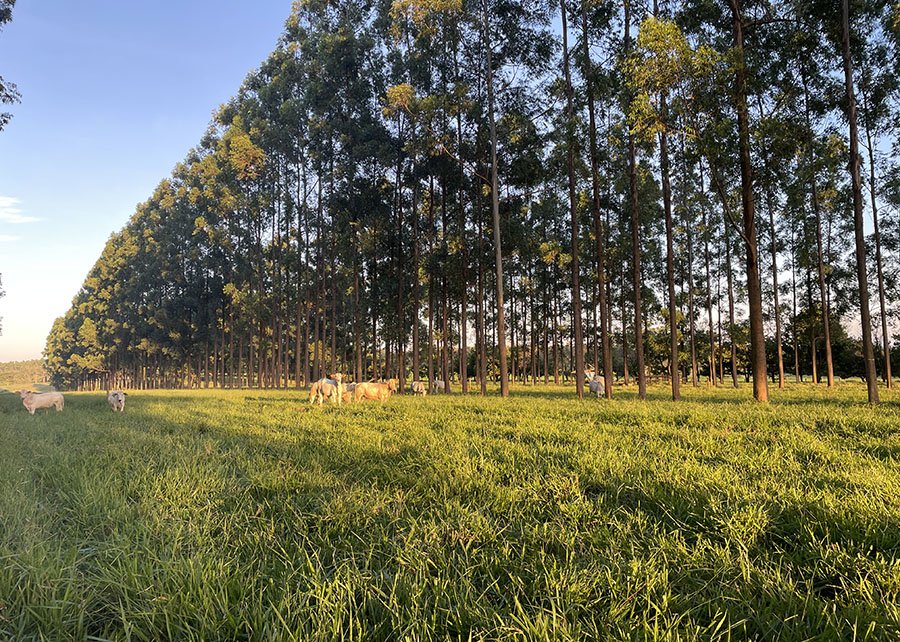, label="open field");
[1,384,899,641]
